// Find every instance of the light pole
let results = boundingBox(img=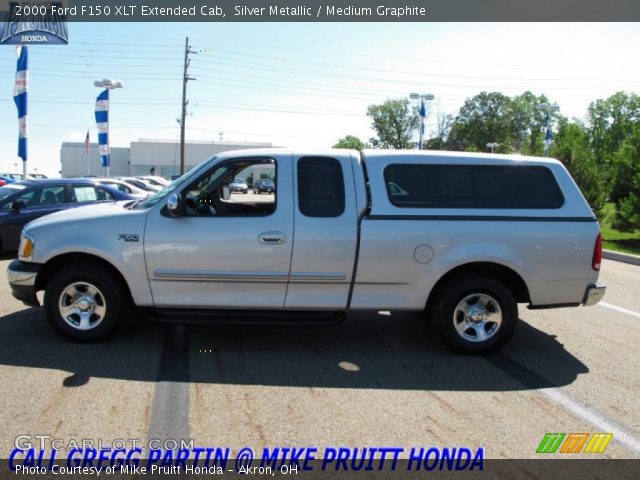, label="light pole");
[486,142,499,153]
[537,102,560,157]
[94,78,123,177]
[409,92,435,150]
